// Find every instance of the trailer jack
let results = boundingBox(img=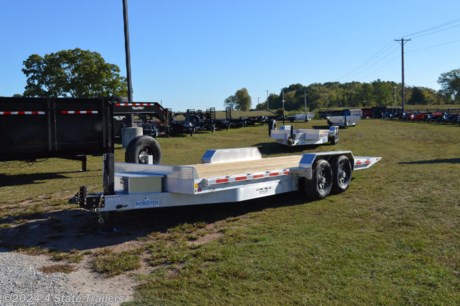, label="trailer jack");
[69,186,104,210]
